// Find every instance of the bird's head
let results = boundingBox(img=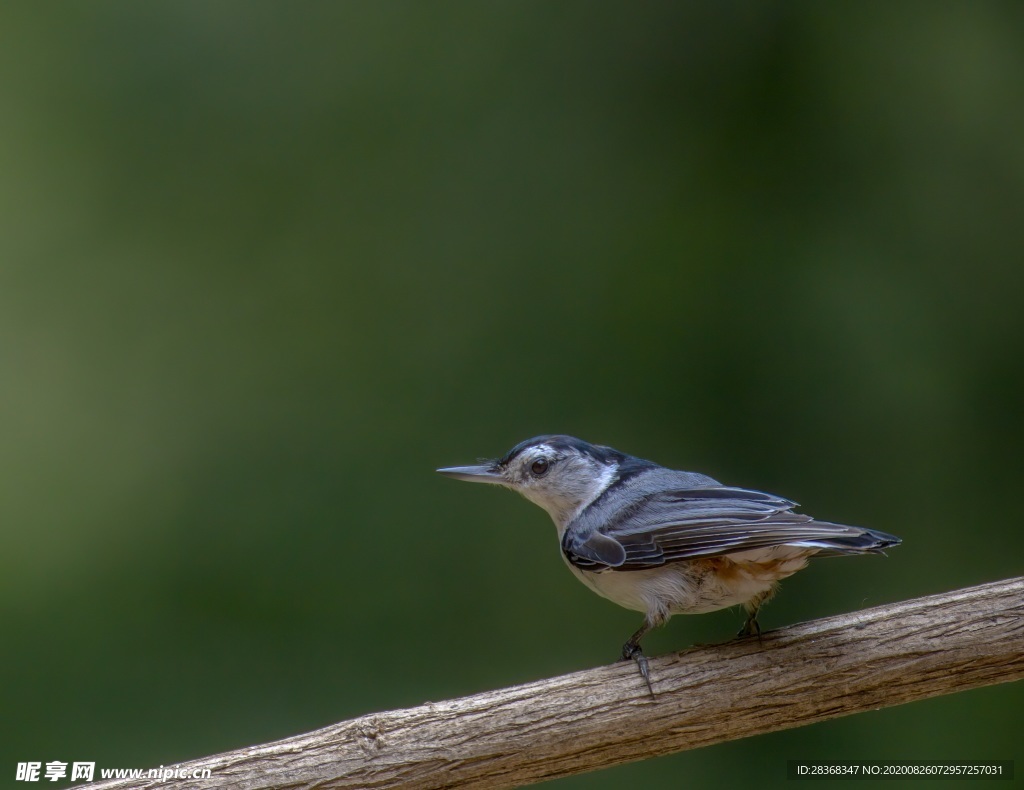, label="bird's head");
[437,435,627,527]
